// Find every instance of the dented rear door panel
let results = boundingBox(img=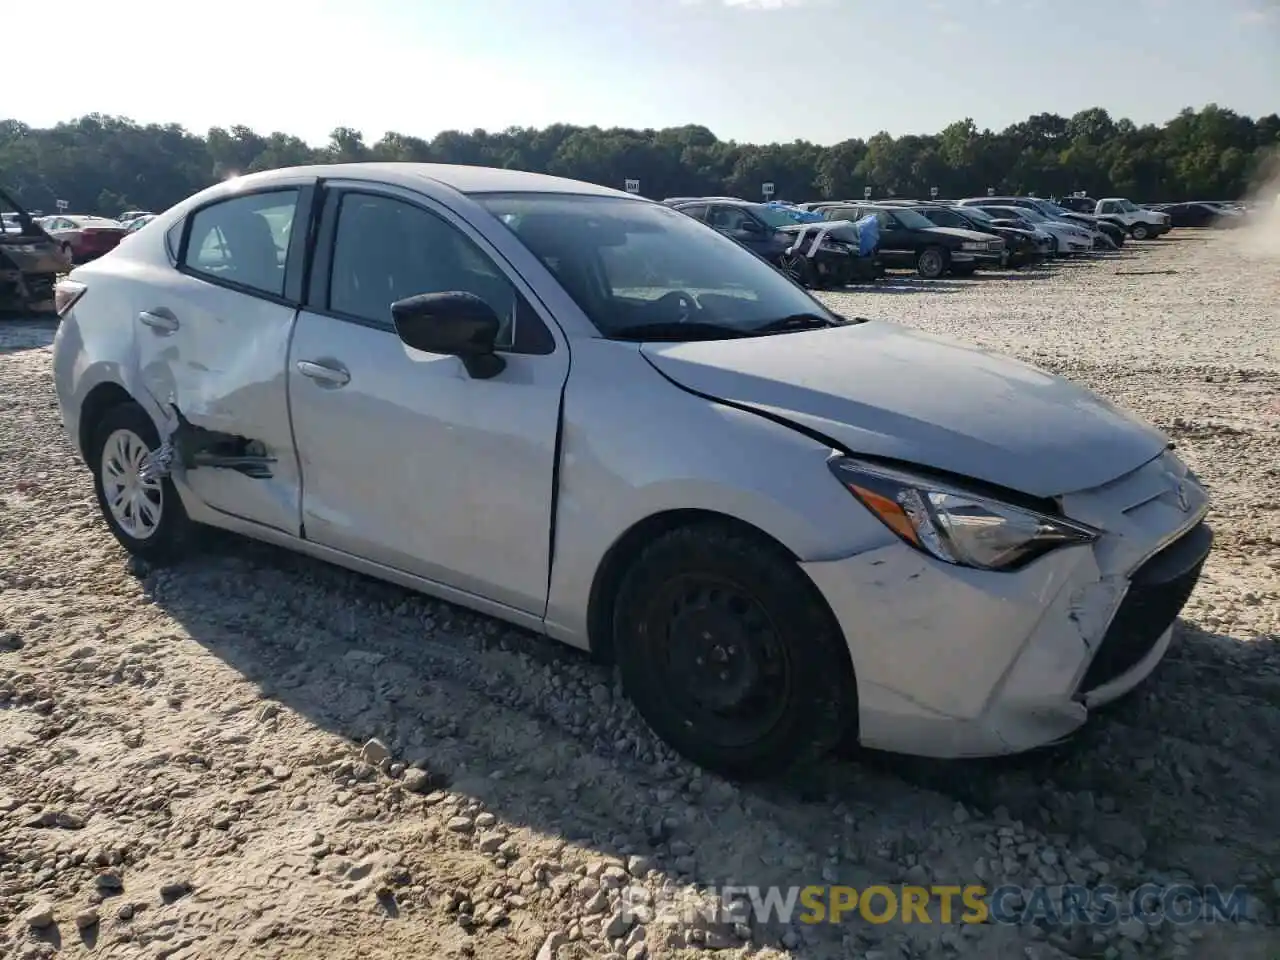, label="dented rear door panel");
[135,277,303,534]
